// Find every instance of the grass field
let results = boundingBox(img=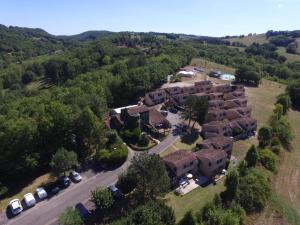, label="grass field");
[225,34,268,46]
[190,58,235,75]
[276,47,300,62]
